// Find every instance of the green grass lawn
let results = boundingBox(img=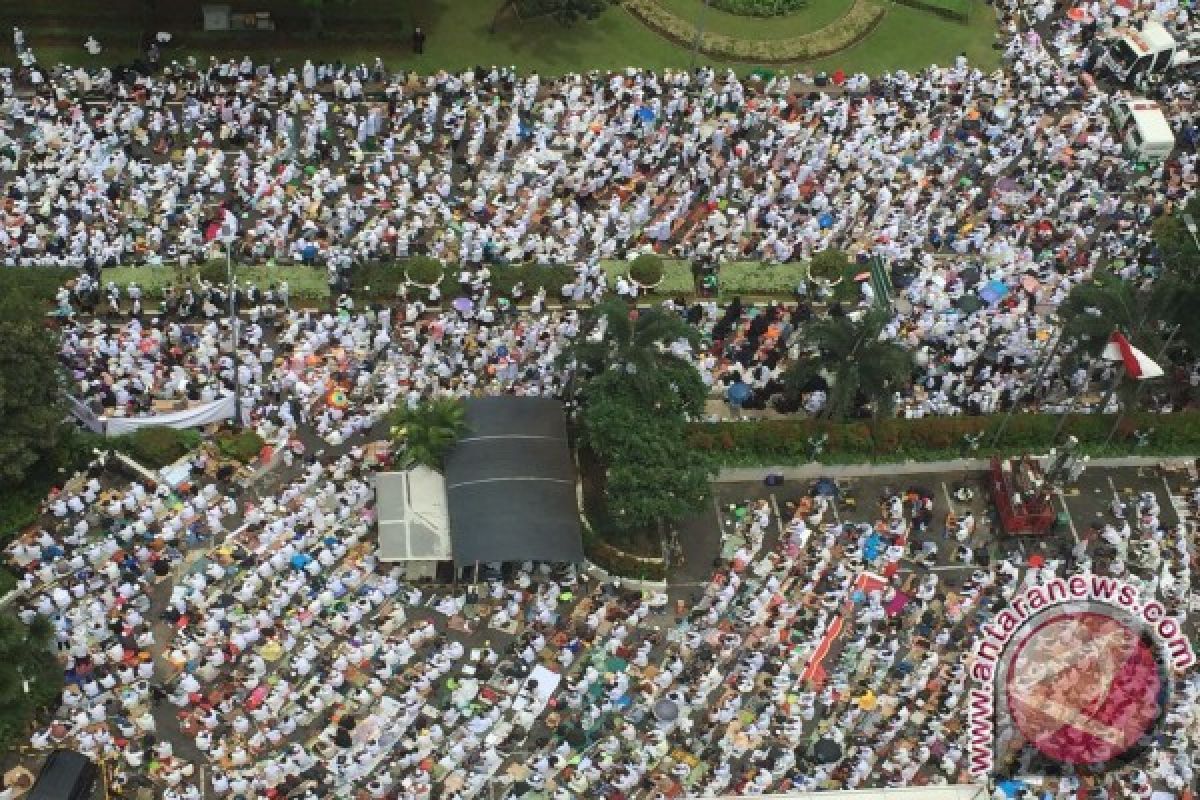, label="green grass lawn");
[2,0,998,75]
[652,0,855,41]
[717,261,809,298]
[104,264,329,300]
[600,259,696,295]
